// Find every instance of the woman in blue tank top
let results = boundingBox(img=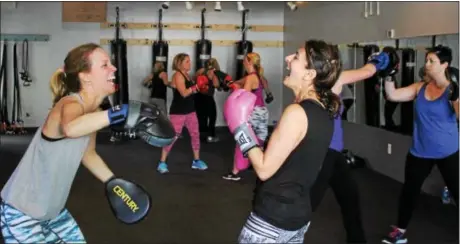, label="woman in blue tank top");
[382,45,459,244]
